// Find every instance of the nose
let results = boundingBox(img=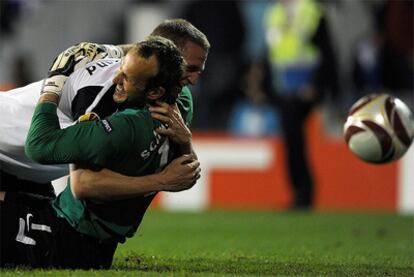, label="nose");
[181,72,199,86]
[112,71,123,84]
